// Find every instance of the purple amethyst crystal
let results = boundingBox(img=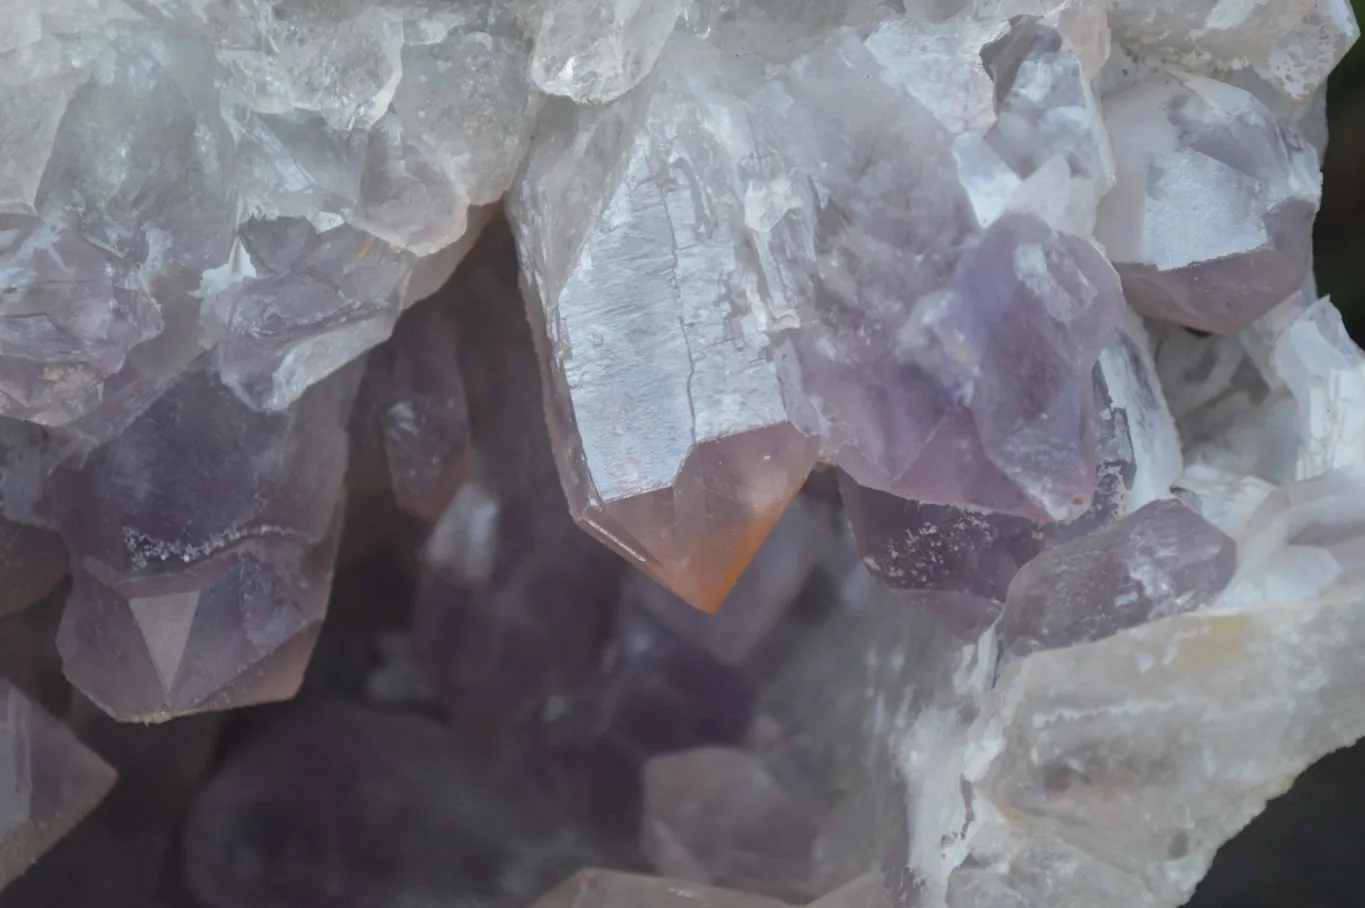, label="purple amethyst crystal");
[184,703,599,908]
[998,498,1239,656]
[0,680,117,889]
[351,291,472,522]
[840,367,1136,606]
[0,419,66,617]
[51,355,357,721]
